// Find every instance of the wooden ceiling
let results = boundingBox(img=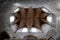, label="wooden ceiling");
[14,7,47,29]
